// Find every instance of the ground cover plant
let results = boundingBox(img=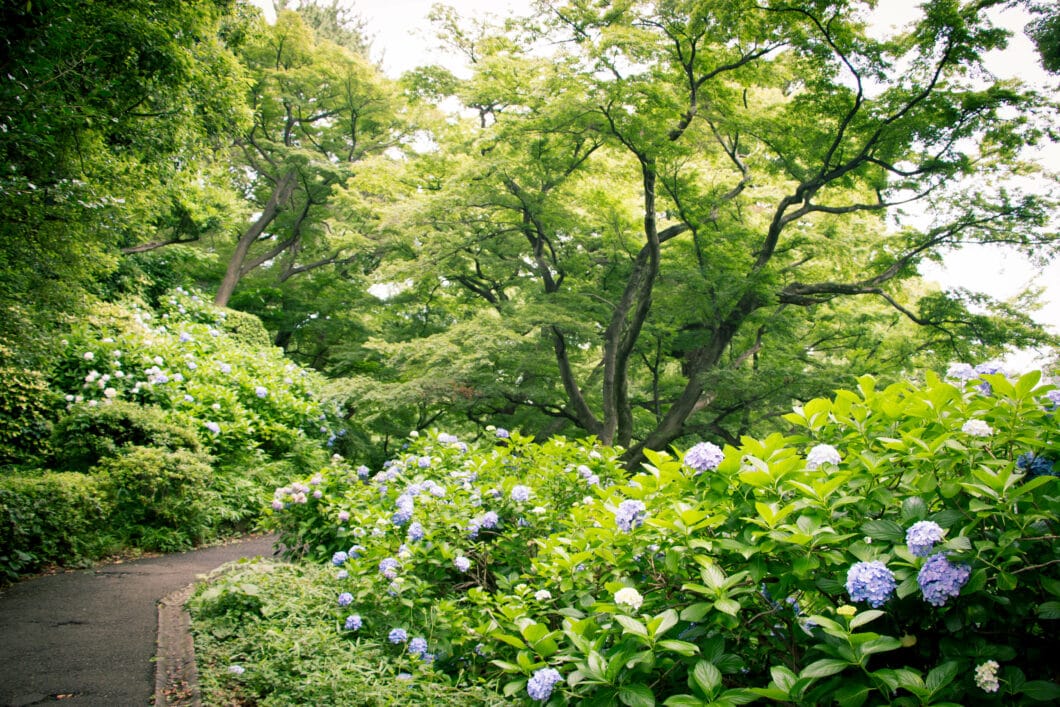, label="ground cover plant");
[0,287,342,578]
[194,366,1060,705]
